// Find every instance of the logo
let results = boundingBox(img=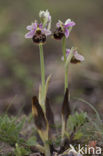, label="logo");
[69,144,102,155]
